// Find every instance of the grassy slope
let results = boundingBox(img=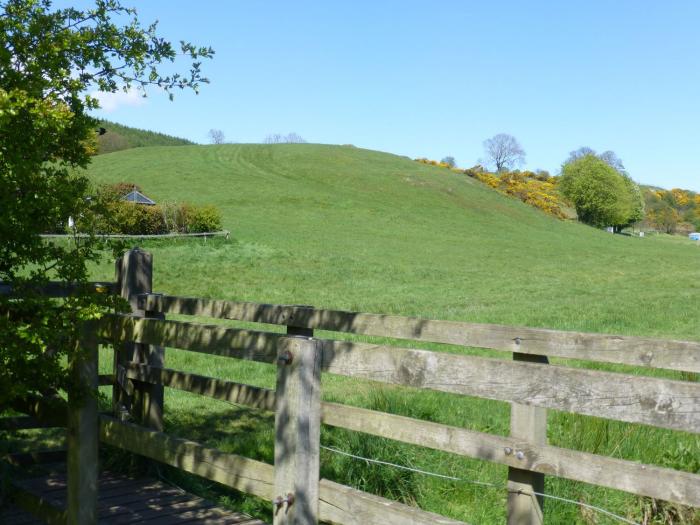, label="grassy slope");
[87,143,699,338]
[96,120,193,154]
[83,144,700,523]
